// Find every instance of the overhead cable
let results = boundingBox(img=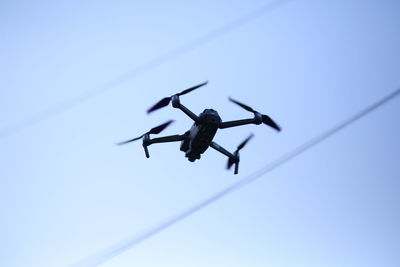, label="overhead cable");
[71,87,400,267]
[0,0,293,140]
